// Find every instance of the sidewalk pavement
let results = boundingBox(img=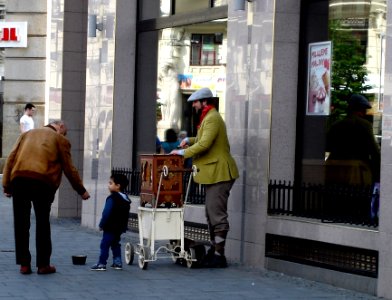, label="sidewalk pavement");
[0,189,383,299]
